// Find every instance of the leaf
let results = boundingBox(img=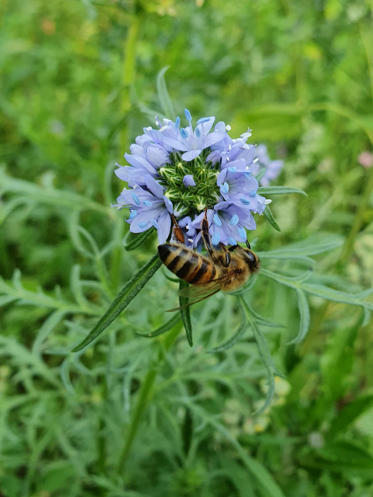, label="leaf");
[260,268,373,312]
[240,297,282,414]
[32,310,66,355]
[328,395,373,439]
[263,205,281,231]
[0,167,110,215]
[156,67,176,120]
[179,280,193,347]
[258,186,307,196]
[72,255,162,352]
[208,312,248,352]
[124,228,155,251]
[187,403,286,497]
[236,103,302,141]
[136,313,181,338]
[244,300,285,329]
[259,233,343,259]
[288,289,310,344]
[305,440,373,475]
